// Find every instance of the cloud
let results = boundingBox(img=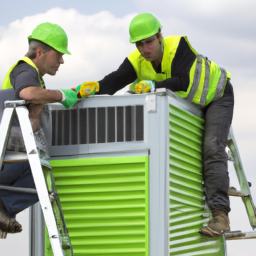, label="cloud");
[134,0,256,69]
[0,8,137,89]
